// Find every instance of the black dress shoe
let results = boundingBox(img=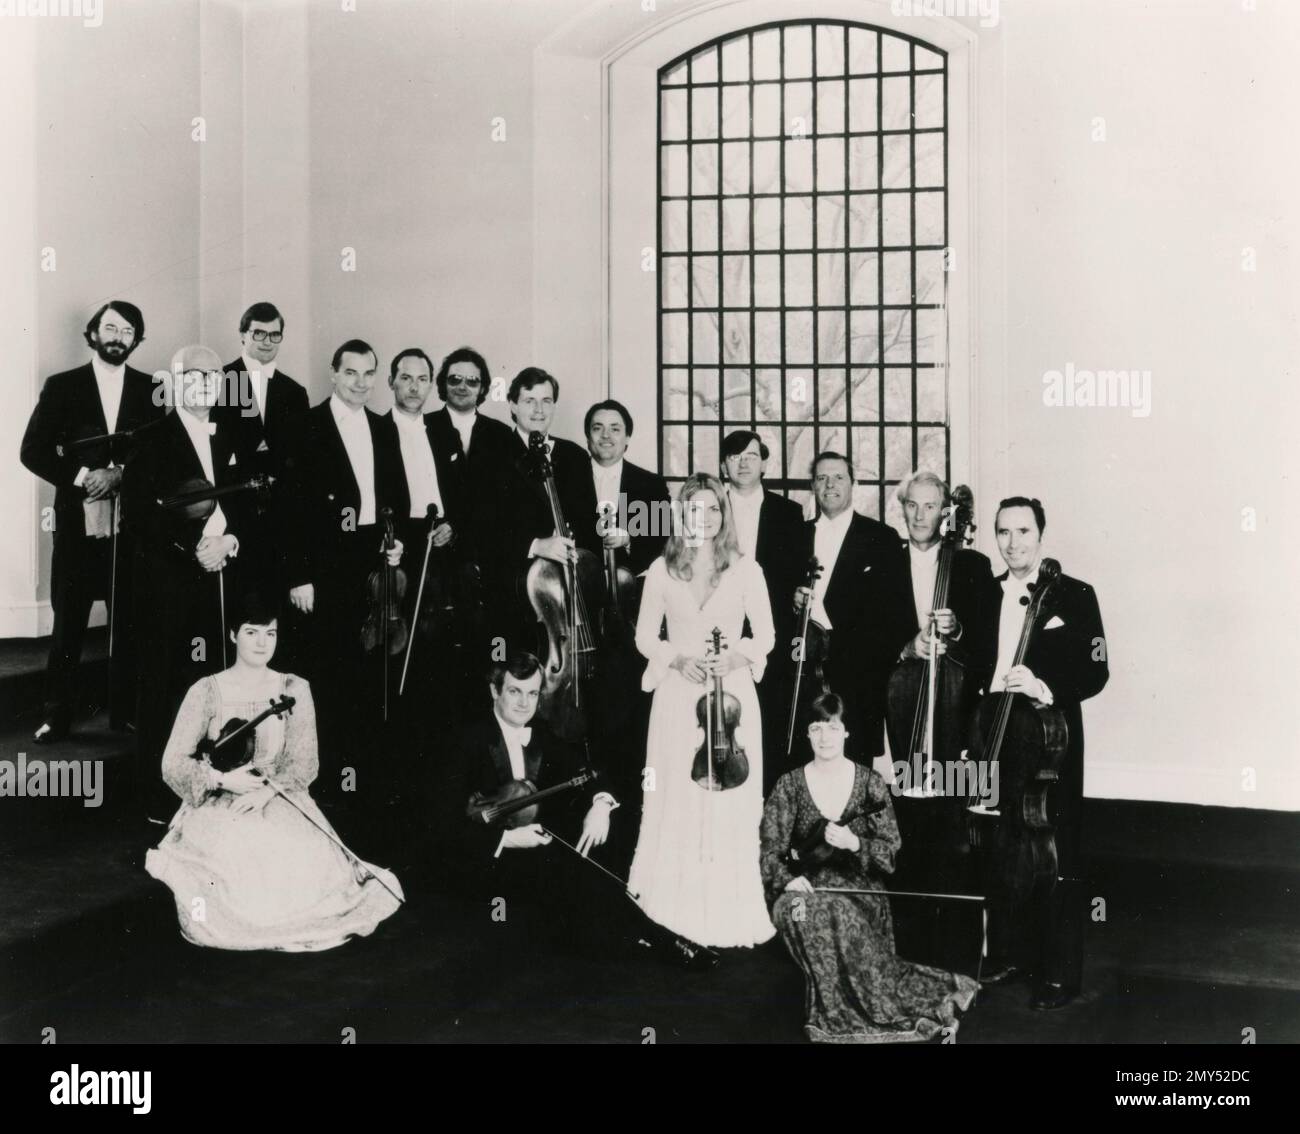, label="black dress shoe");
[32,721,69,745]
[1031,982,1075,1011]
[980,962,1024,986]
